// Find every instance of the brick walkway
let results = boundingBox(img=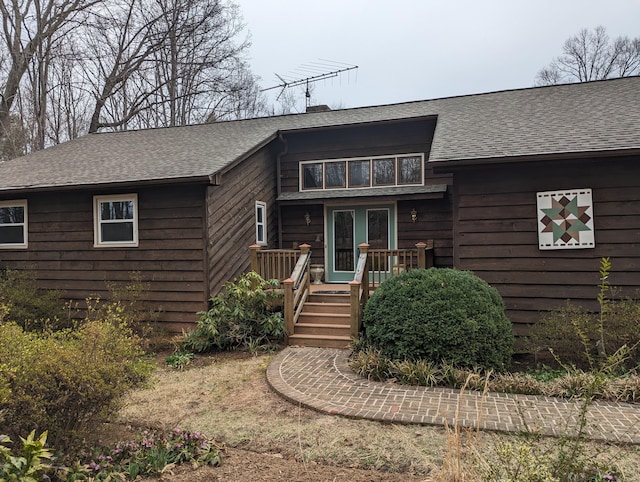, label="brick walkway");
[266,346,640,444]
